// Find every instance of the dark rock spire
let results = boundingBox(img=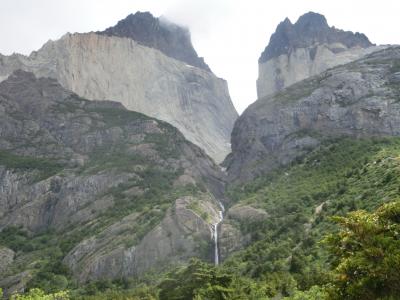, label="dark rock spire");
[259,11,373,63]
[98,11,211,71]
